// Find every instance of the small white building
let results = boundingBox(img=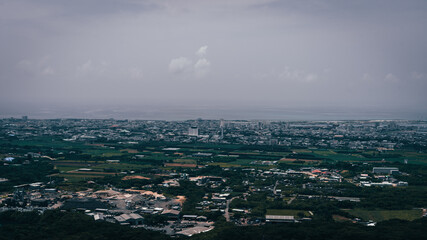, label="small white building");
[265,215,295,223]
